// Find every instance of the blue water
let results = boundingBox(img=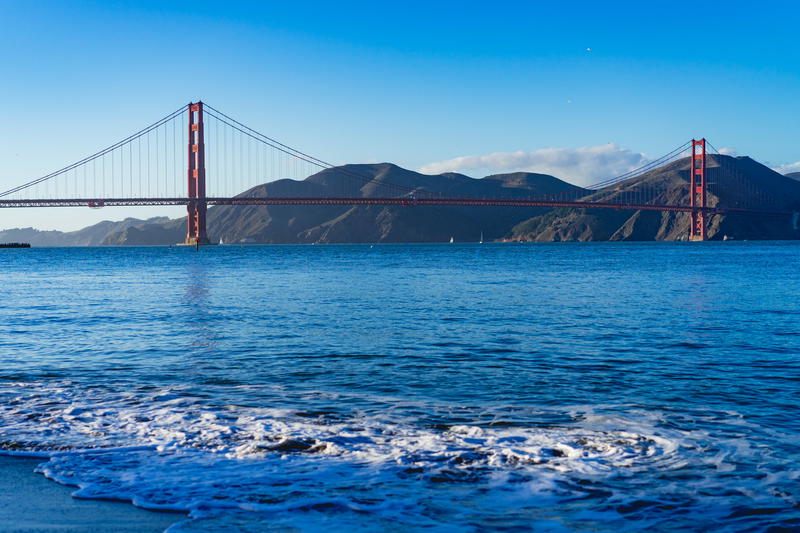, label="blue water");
[1,243,798,532]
